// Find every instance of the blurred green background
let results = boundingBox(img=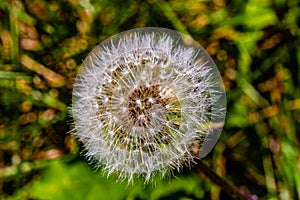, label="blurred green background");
[0,0,299,199]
